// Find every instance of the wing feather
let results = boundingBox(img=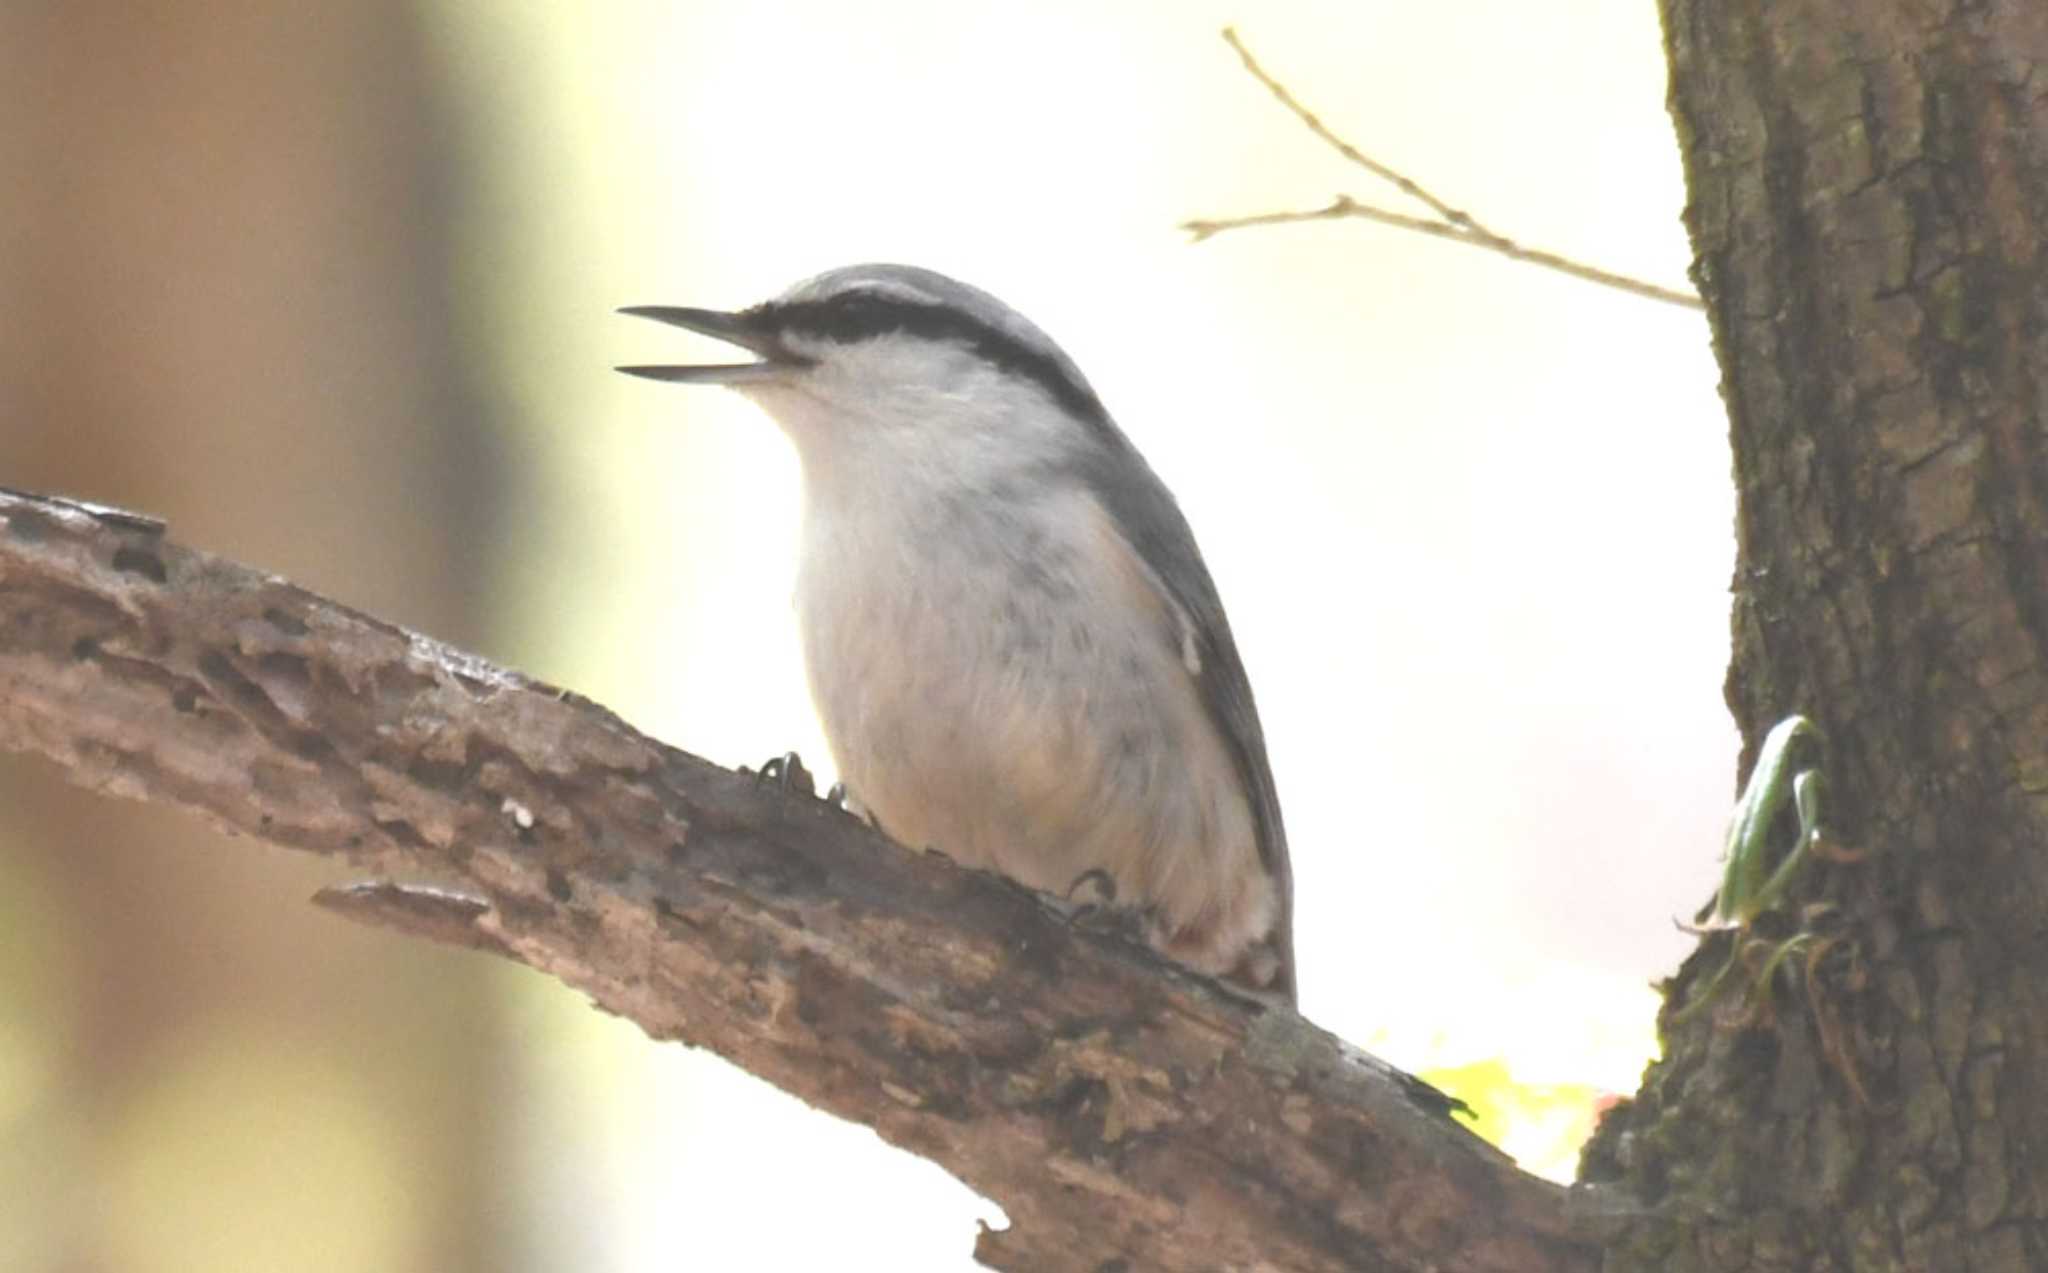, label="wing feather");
[1072,447,1296,1001]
